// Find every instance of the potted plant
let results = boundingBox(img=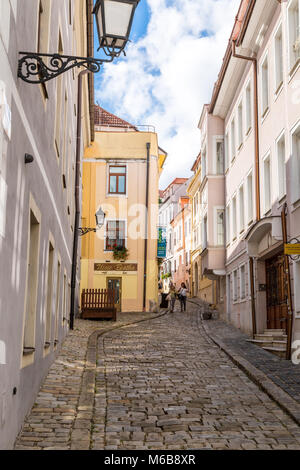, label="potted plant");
[113,245,129,261]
